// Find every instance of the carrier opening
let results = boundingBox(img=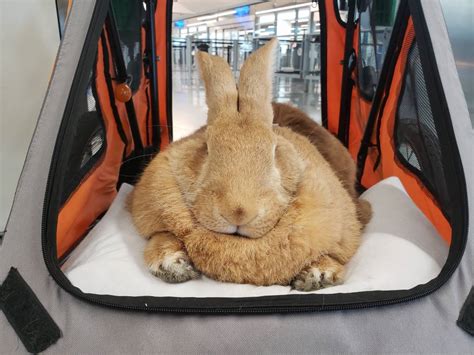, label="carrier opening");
[41,0,467,313]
